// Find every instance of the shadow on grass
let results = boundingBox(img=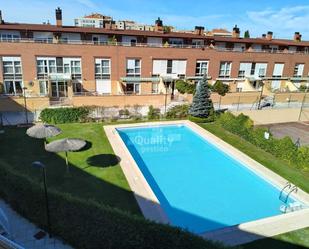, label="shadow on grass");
[0,125,308,249]
[77,140,92,152]
[86,154,121,168]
